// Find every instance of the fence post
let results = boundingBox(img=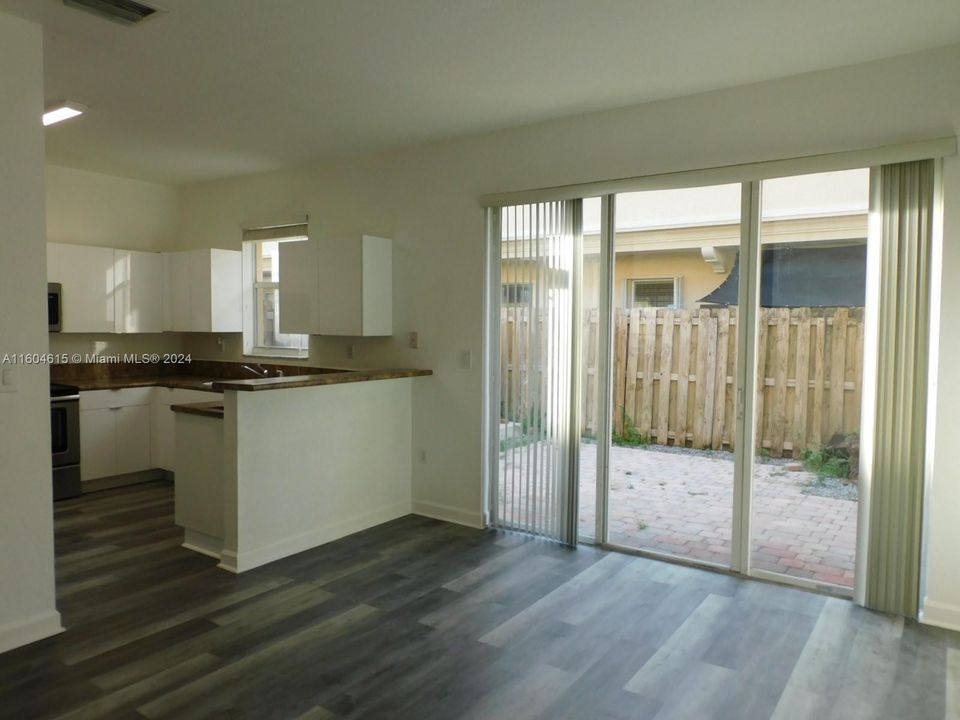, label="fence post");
[657,309,675,445]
